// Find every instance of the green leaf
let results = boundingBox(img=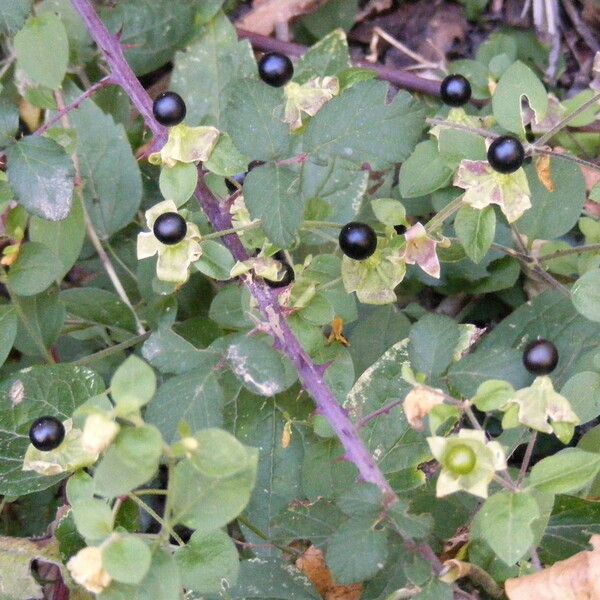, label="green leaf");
[203,132,249,177]
[170,451,258,533]
[65,86,142,238]
[438,127,487,166]
[190,428,251,478]
[0,305,18,368]
[475,491,540,565]
[301,1,358,39]
[371,199,406,227]
[60,287,137,333]
[304,81,425,170]
[518,159,586,239]
[145,367,224,443]
[572,269,600,322]
[399,140,453,198]
[29,198,85,279]
[454,205,496,263]
[409,313,462,378]
[541,495,600,563]
[7,242,62,296]
[561,371,600,425]
[70,497,113,541]
[93,425,163,498]
[294,29,351,84]
[0,0,32,35]
[172,12,256,127]
[0,536,47,600]
[110,356,156,411]
[0,96,19,150]
[492,61,548,135]
[224,79,291,161]
[6,136,74,221]
[326,516,389,584]
[195,239,235,281]
[158,162,198,207]
[175,529,239,593]
[102,535,152,584]
[529,448,600,494]
[0,364,104,496]
[209,285,257,330]
[226,336,292,396]
[244,164,302,248]
[100,0,197,76]
[472,380,515,412]
[14,14,68,89]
